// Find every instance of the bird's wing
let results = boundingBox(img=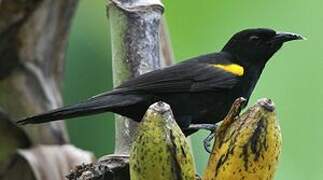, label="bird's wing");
[94,61,241,98]
[16,57,241,125]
